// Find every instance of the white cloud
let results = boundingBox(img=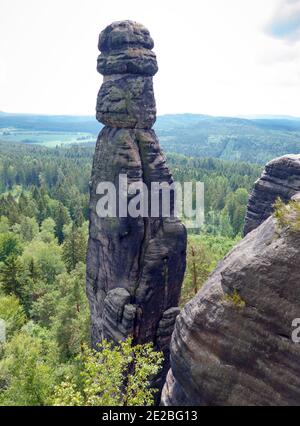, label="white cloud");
[0,0,299,117]
[266,0,300,42]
